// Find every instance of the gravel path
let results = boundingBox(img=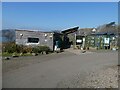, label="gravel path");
[57,65,118,88]
[2,52,74,73]
[3,51,118,88]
